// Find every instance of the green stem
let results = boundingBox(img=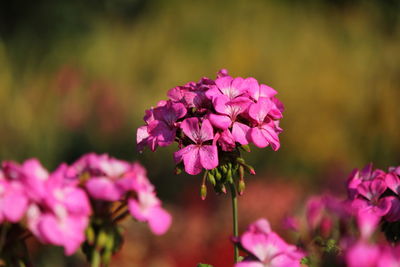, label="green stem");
[91,249,101,267]
[229,182,239,263]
